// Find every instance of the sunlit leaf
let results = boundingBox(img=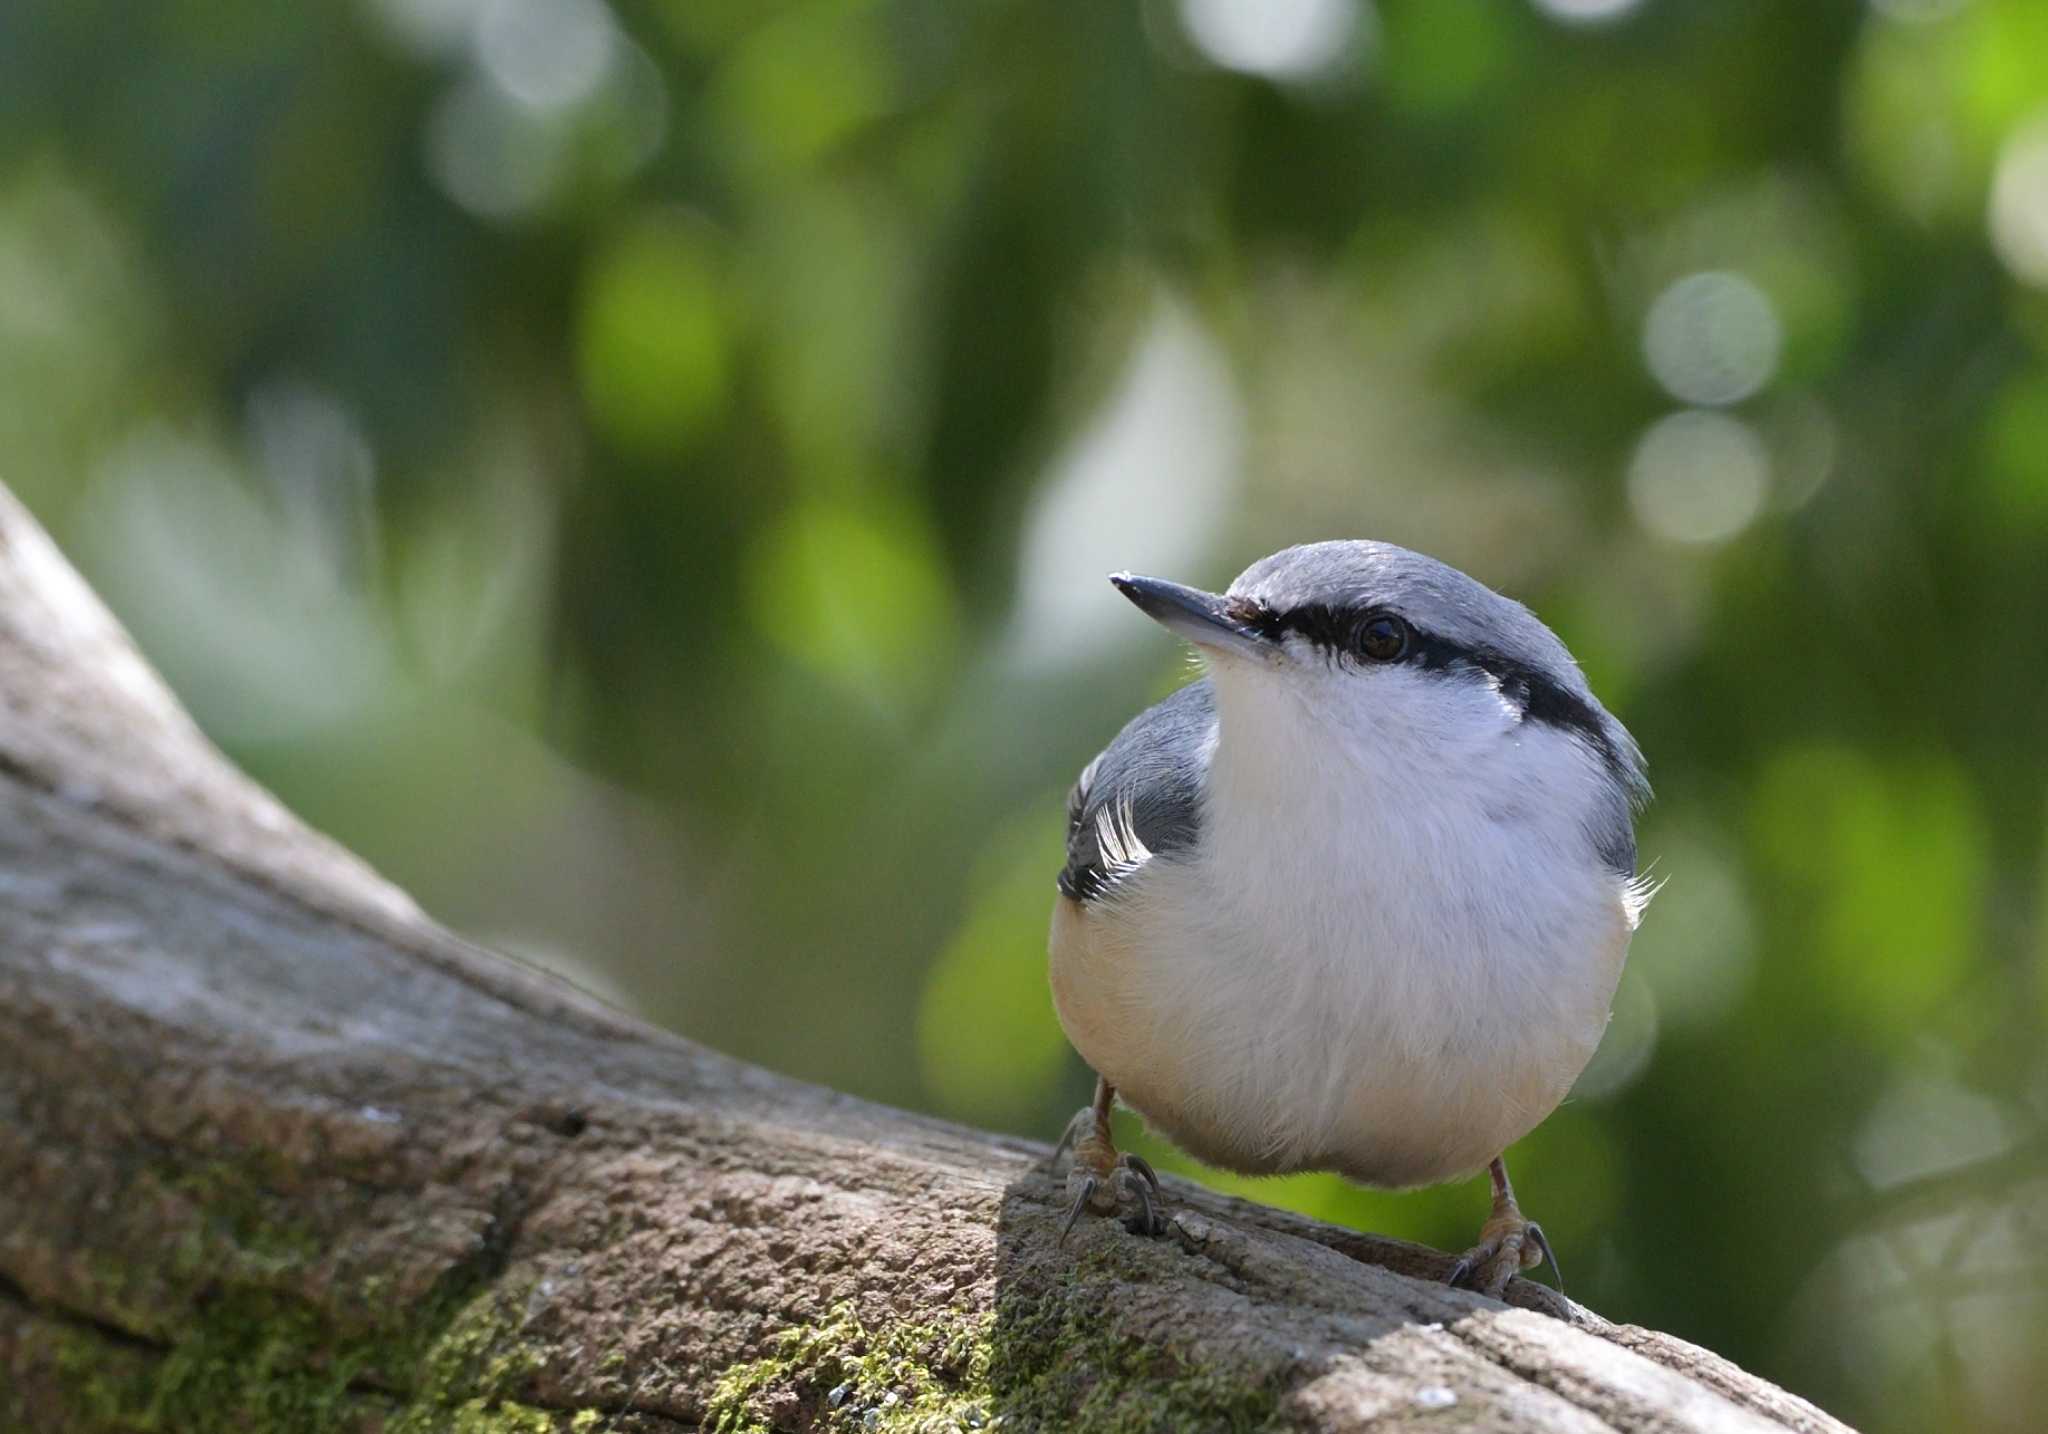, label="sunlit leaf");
[744,496,957,706]
[574,211,732,459]
[710,0,895,174]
